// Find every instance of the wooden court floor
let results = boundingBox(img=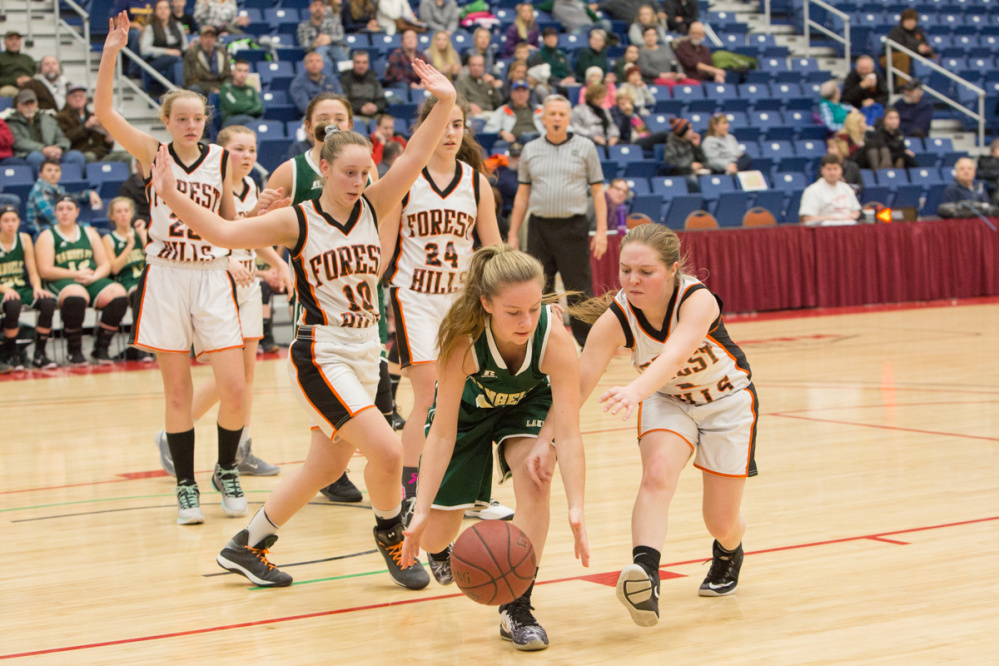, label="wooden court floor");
[2,300,998,664]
